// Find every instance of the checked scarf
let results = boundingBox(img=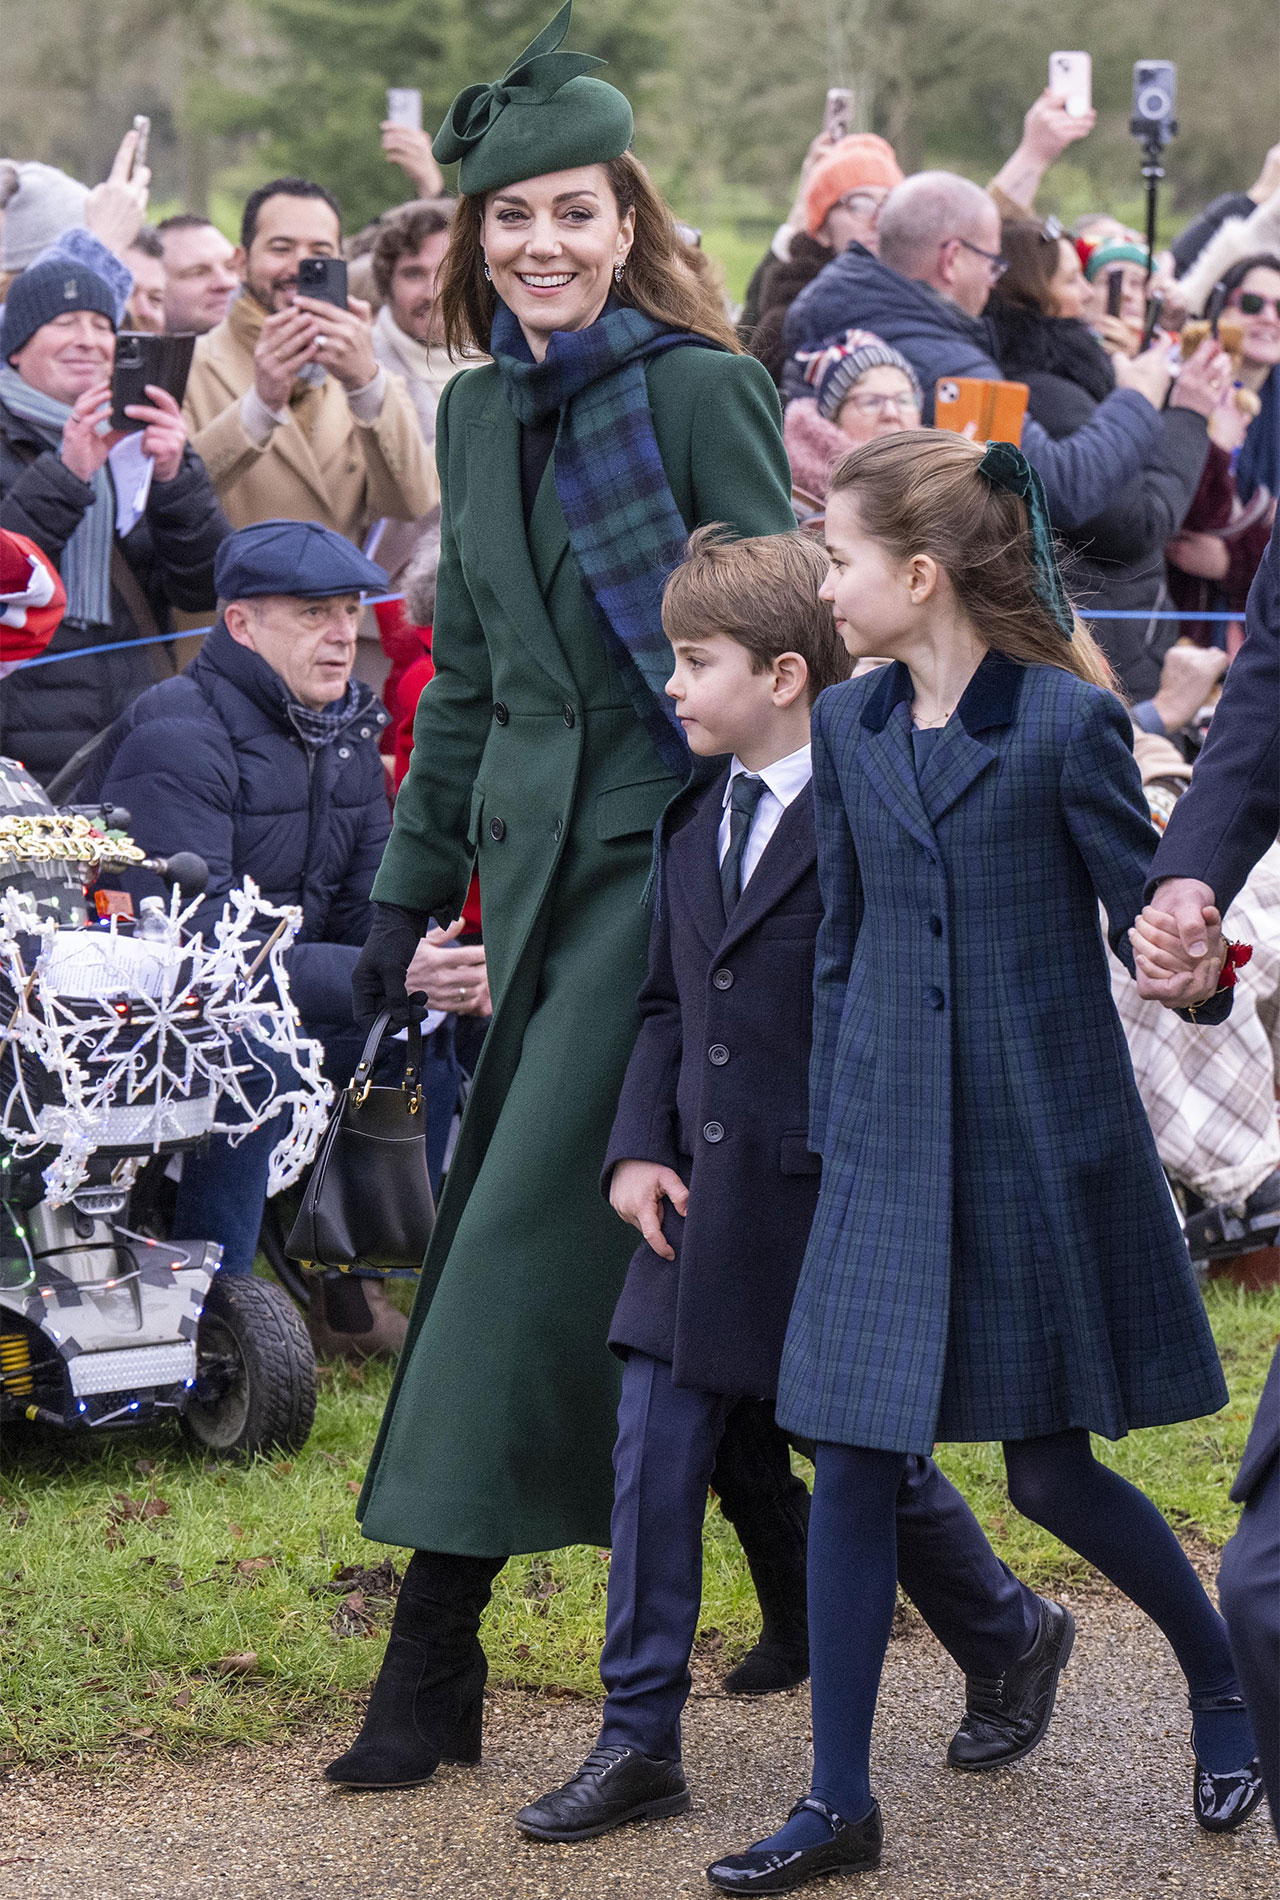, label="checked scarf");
[491,298,722,777]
